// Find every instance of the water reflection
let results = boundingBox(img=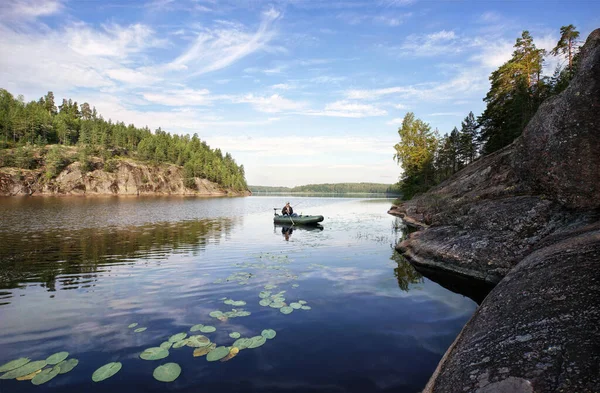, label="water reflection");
[391,250,424,291]
[0,218,235,298]
[273,224,324,241]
